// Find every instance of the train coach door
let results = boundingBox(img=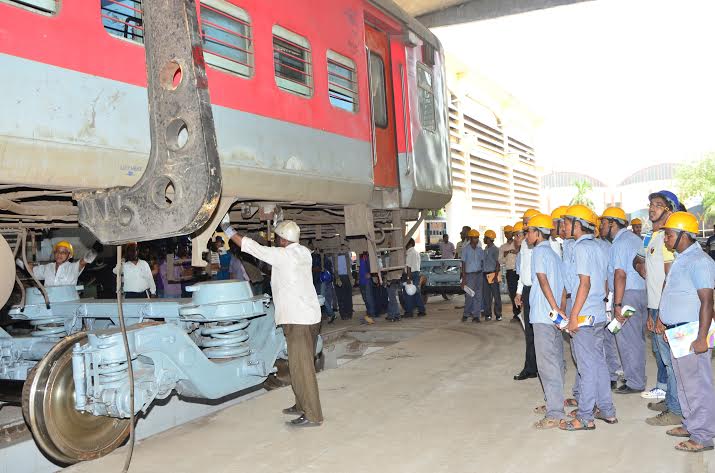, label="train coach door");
[365,25,398,189]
